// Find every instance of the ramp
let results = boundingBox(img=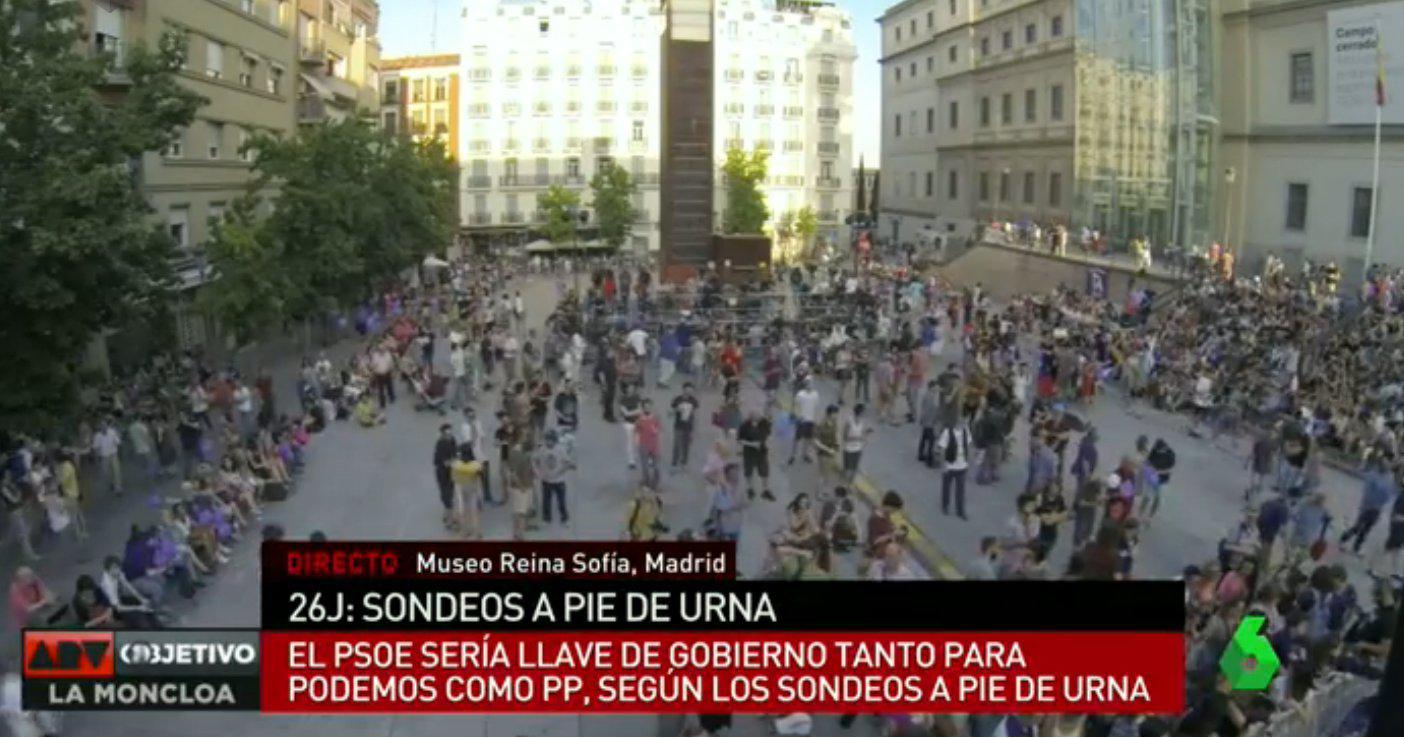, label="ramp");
[937,242,1181,303]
